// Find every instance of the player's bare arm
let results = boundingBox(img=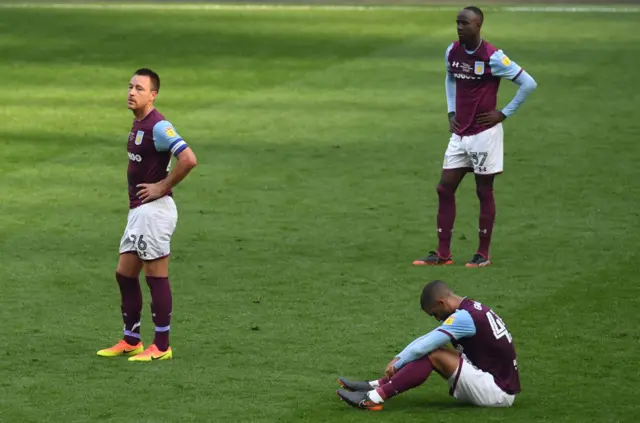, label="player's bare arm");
[137,147,198,203]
